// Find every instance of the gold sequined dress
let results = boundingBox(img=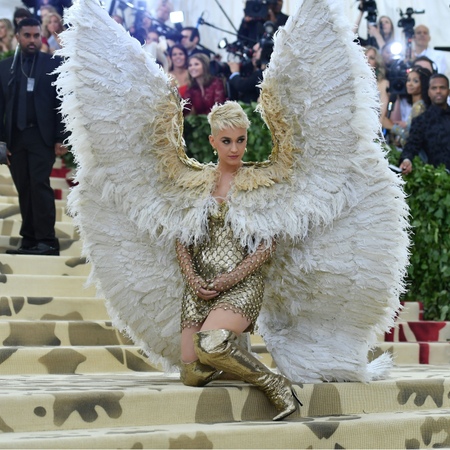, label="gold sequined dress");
[181,203,266,333]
